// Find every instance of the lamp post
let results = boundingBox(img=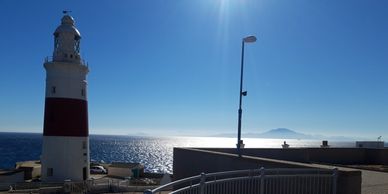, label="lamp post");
[237,35,256,156]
